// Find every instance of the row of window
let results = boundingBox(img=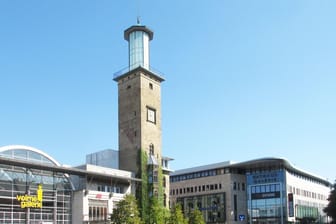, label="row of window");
[97,185,122,194]
[0,211,71,223]
[287,185,327,200]
[288,170,330,187]
[233,182,246,191]
[170,169,218,183]
[170,183,222,196]
[124,74,154,90]
[89,206,108,221]
[170,182,246,196]
[170,168,245,183]
[251,184,281,194]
